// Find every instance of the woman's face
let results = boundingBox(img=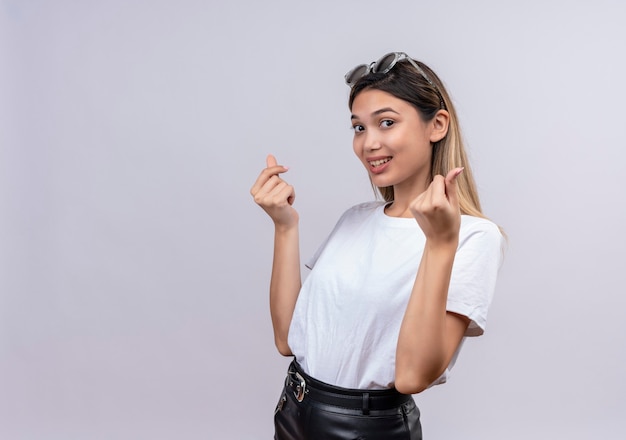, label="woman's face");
[350,89,438,196]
